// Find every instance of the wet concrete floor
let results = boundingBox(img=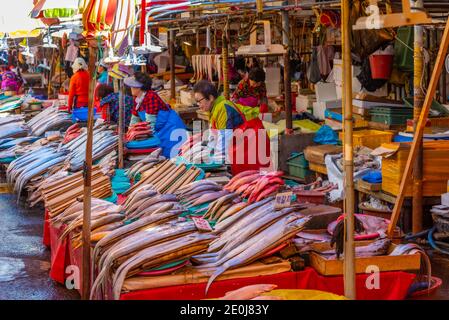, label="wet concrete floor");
[0,194,79,300]
[0,192,448,300]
